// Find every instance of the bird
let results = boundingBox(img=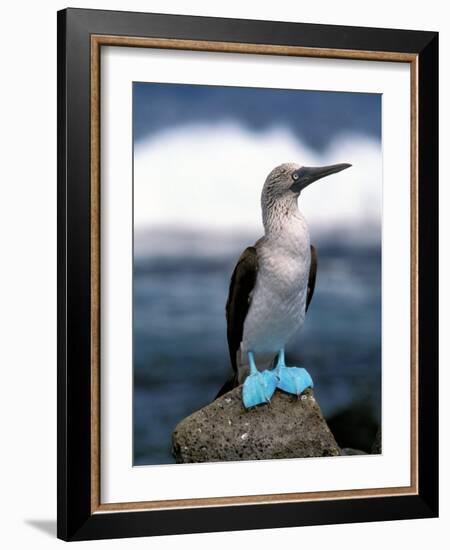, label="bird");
[217,162,351,408]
